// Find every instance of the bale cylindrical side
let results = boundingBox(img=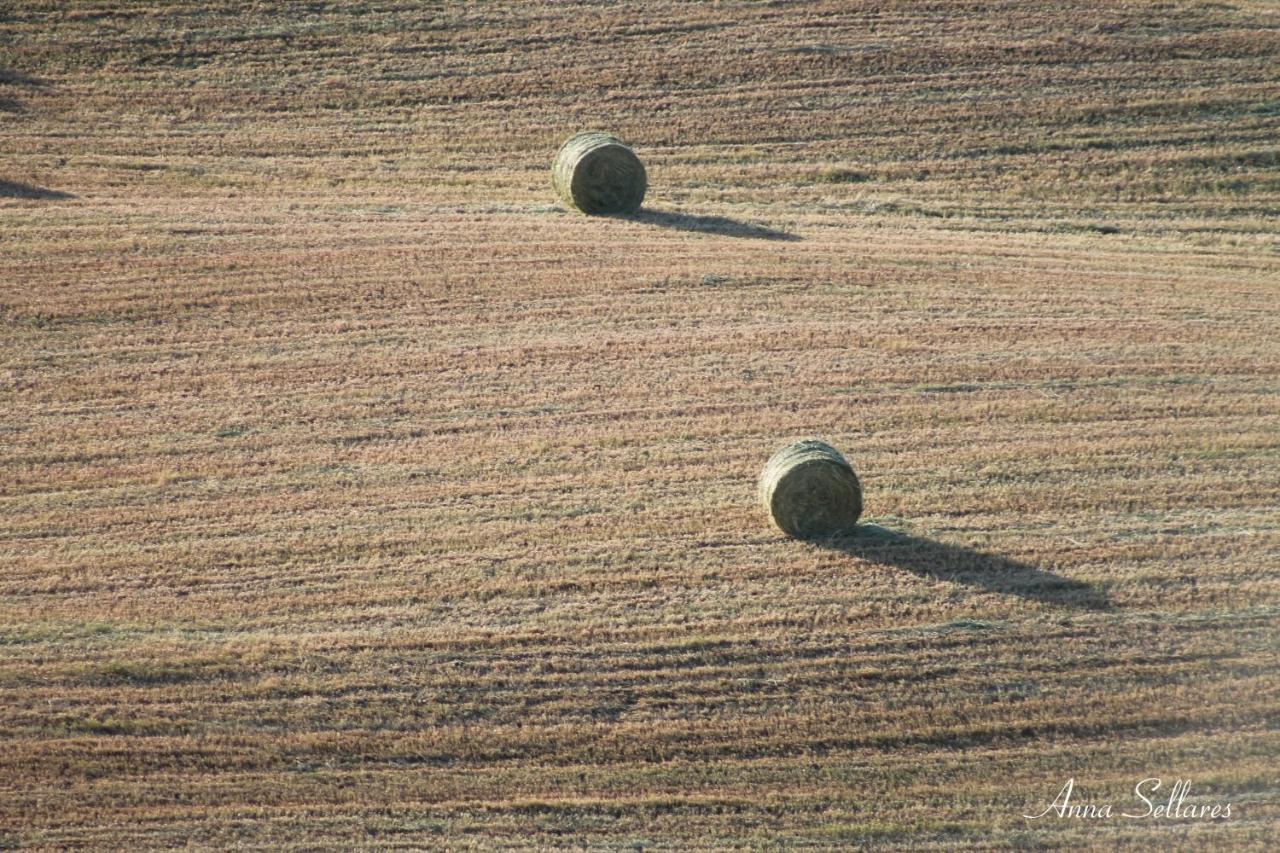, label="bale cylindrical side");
[552,131,646,215]
[758,439,863,538]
